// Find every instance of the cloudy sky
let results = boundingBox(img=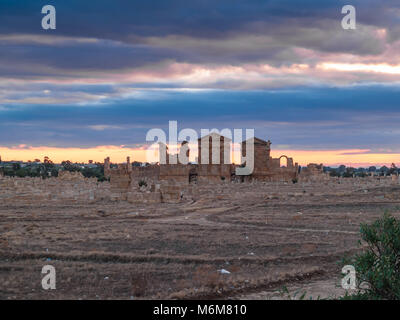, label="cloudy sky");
[1,0,400,165]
